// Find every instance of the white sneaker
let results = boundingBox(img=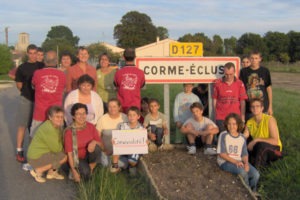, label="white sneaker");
[22,163,33,171]
[204,147,217,155]
[187,146,196,154]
